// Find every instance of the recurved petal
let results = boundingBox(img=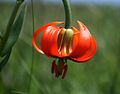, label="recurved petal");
[32,21,63,54]
[49,28,64,57]
[70,21,91,58]
[71,36,96,62]
[77,21,87,31]
[40,25,63,57]
[40,26,56,56]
